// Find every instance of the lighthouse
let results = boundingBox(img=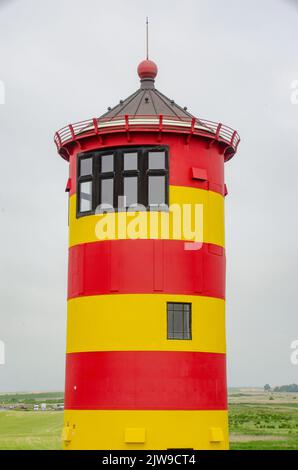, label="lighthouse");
[55,56,240,450]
